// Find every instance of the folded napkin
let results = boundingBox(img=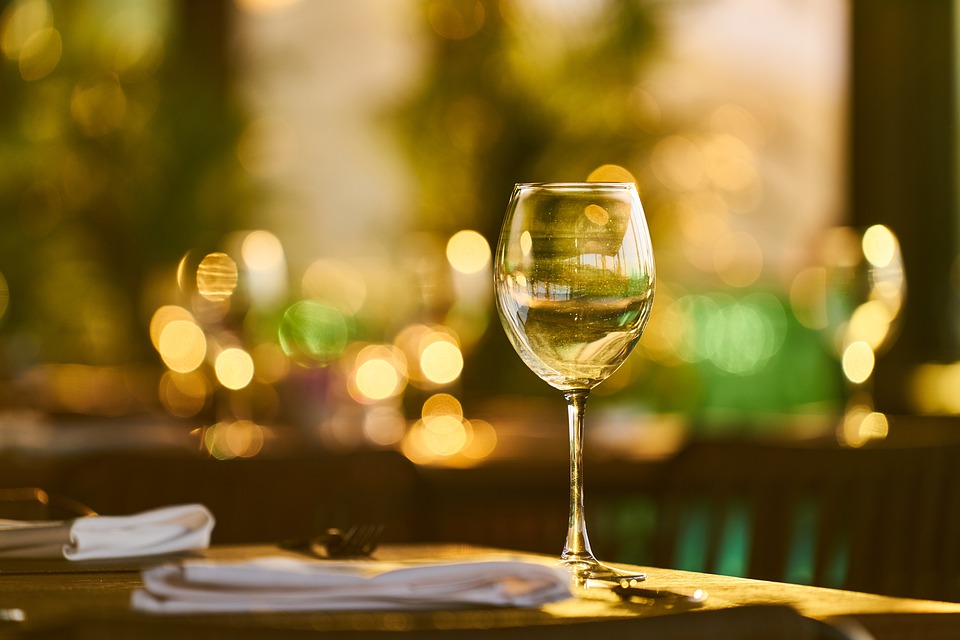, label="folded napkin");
[131,556,572,613]
[0,504,214,561]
